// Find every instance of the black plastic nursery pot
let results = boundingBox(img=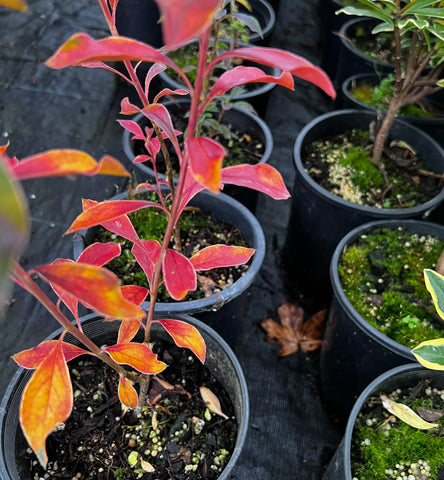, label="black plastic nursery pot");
[0,313,249,480]
[334,18,394,88]
[74,188,266,347]
[282,109,444,301]
[340,73,444,148]
[322,363,440,479]
[240,0,275,44]
[320,219,444,426]
[319,0,355,82]
[123,98,274,213]
[115,0,162,48]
